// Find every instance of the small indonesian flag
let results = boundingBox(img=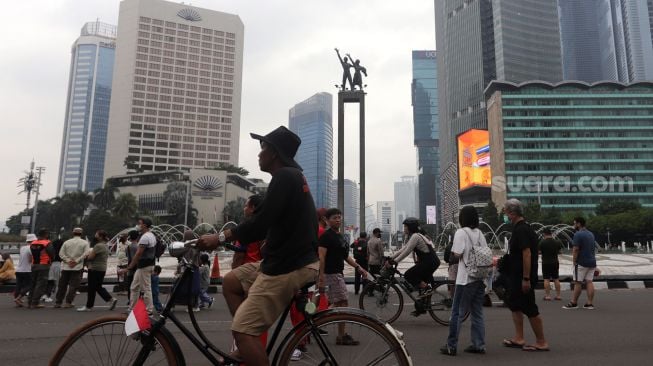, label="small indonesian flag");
[125,298,151,336]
